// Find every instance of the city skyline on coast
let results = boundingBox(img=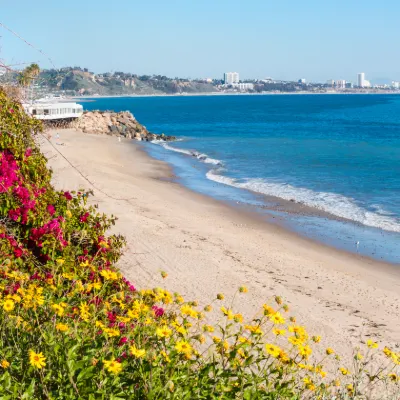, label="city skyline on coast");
[2,0,400,83]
